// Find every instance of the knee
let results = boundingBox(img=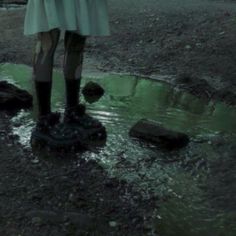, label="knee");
[35,29,60,57]
[65,32,86,52]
